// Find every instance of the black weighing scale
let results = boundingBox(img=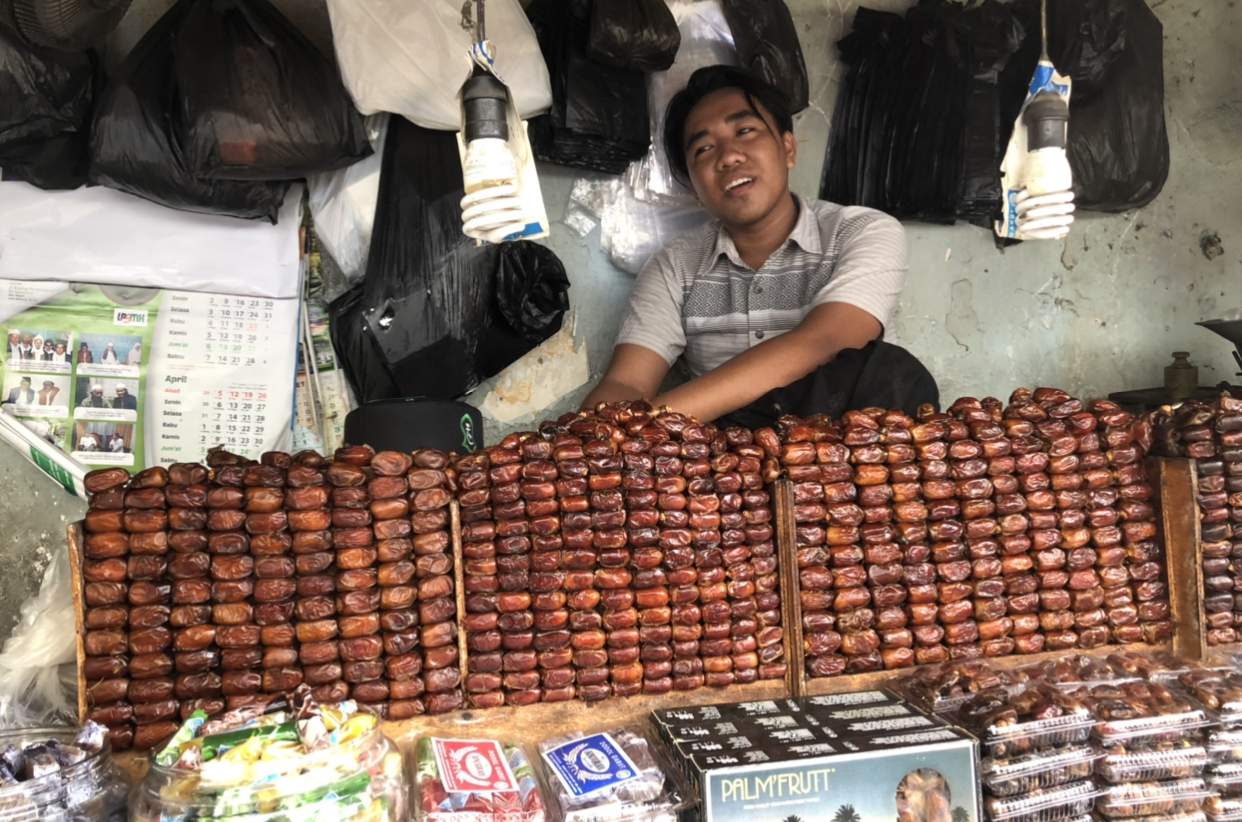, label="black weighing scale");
[1108,319,1242,413]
